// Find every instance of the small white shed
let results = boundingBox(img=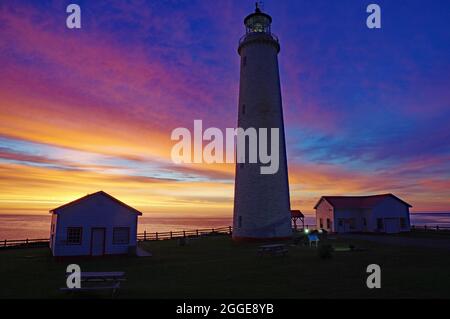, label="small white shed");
[314,194,412,234]
[49,191,142,257]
